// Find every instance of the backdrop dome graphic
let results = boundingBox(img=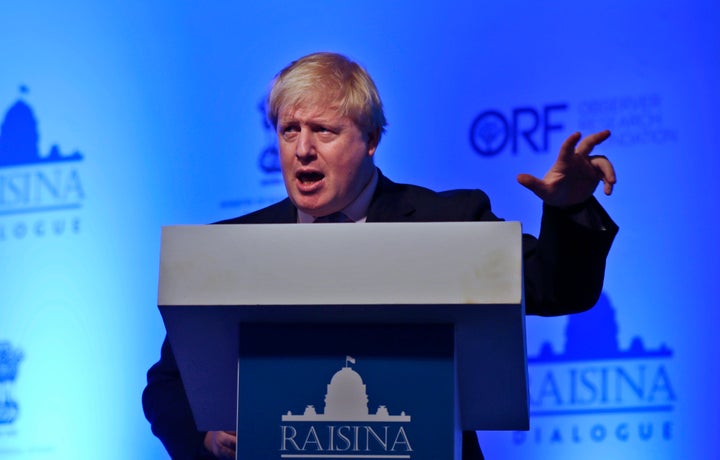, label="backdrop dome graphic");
[530,293,673,362]
[0,88,83,167]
